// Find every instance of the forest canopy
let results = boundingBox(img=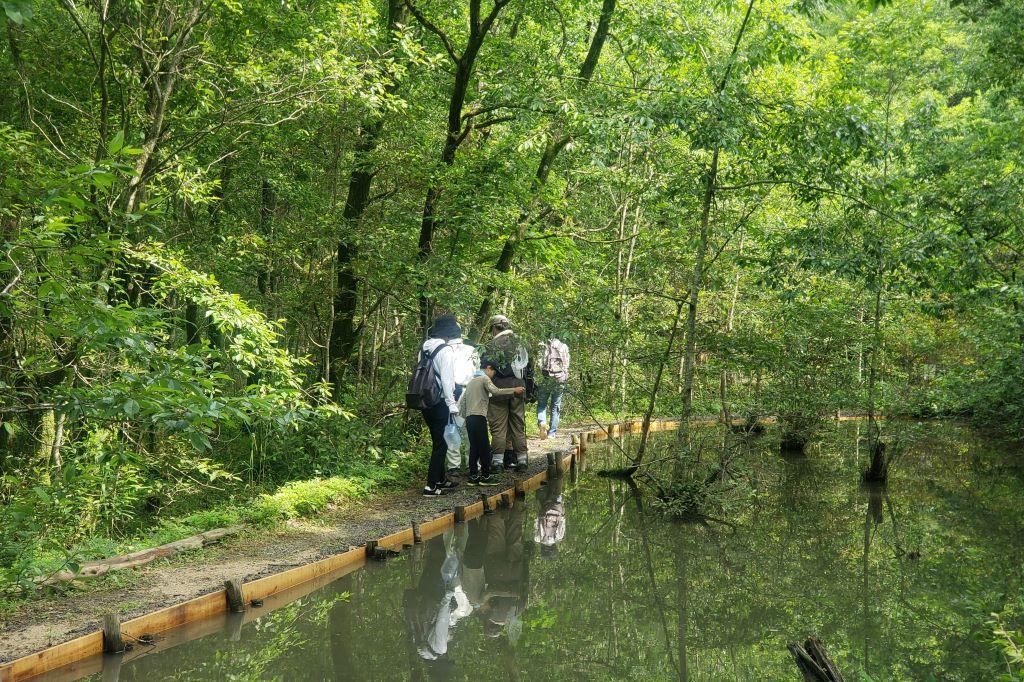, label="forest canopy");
[0,0,1022,598]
